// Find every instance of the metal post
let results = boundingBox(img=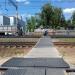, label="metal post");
[5,0,8,11]
[8,0,19,35]
[15,2,19,34]
[45,68,46,75]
